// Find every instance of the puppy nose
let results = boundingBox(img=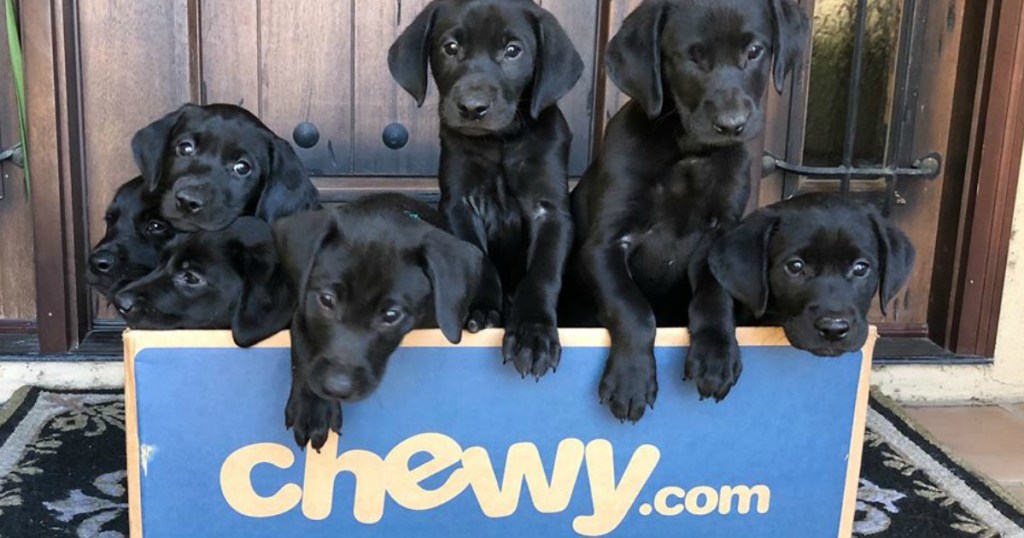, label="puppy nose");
[322,374,355,400]
[114,293,136,315]
[89,251,116,274]
[815,317,851,341]
[174,189,205,214]
[457,97,491,120]
[712,112,749,136]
